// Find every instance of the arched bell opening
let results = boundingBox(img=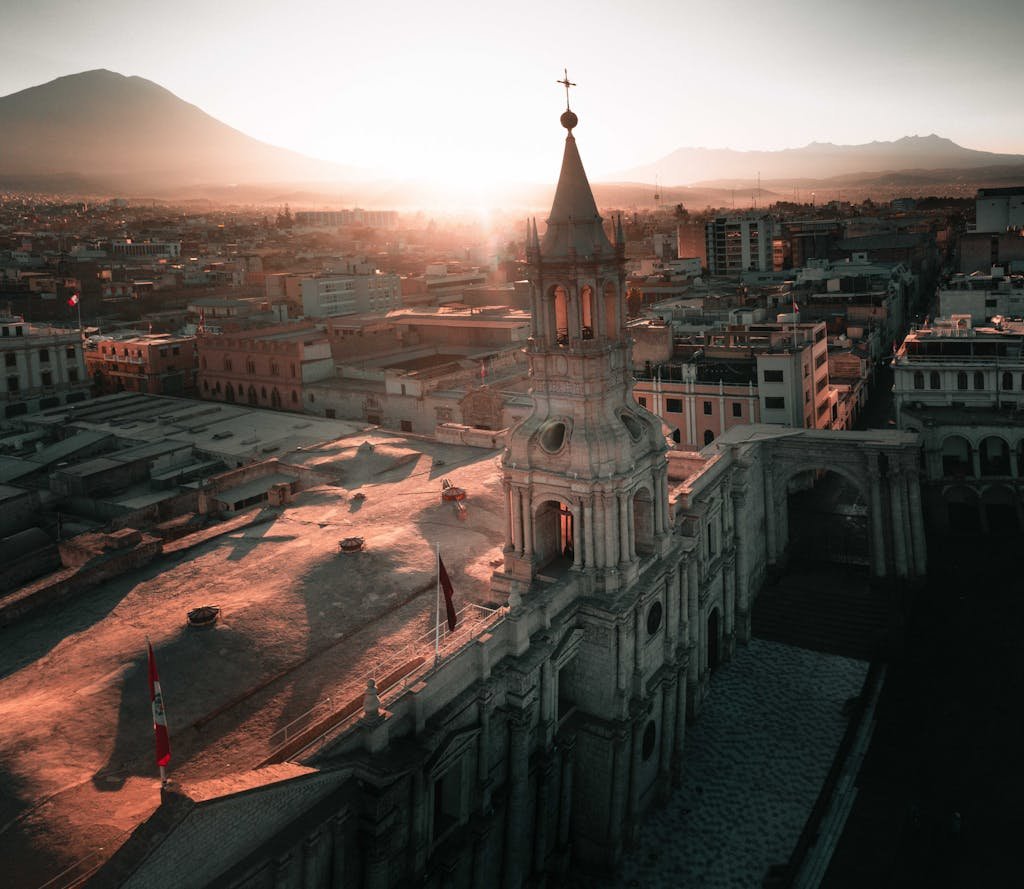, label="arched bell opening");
[533,498,575,575]
[632,487,655,555]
